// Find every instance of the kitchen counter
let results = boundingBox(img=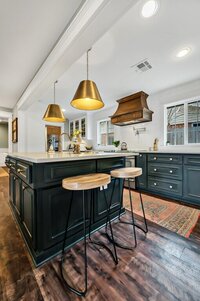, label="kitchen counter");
[139,149,200,154]
[7,151,139,163]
